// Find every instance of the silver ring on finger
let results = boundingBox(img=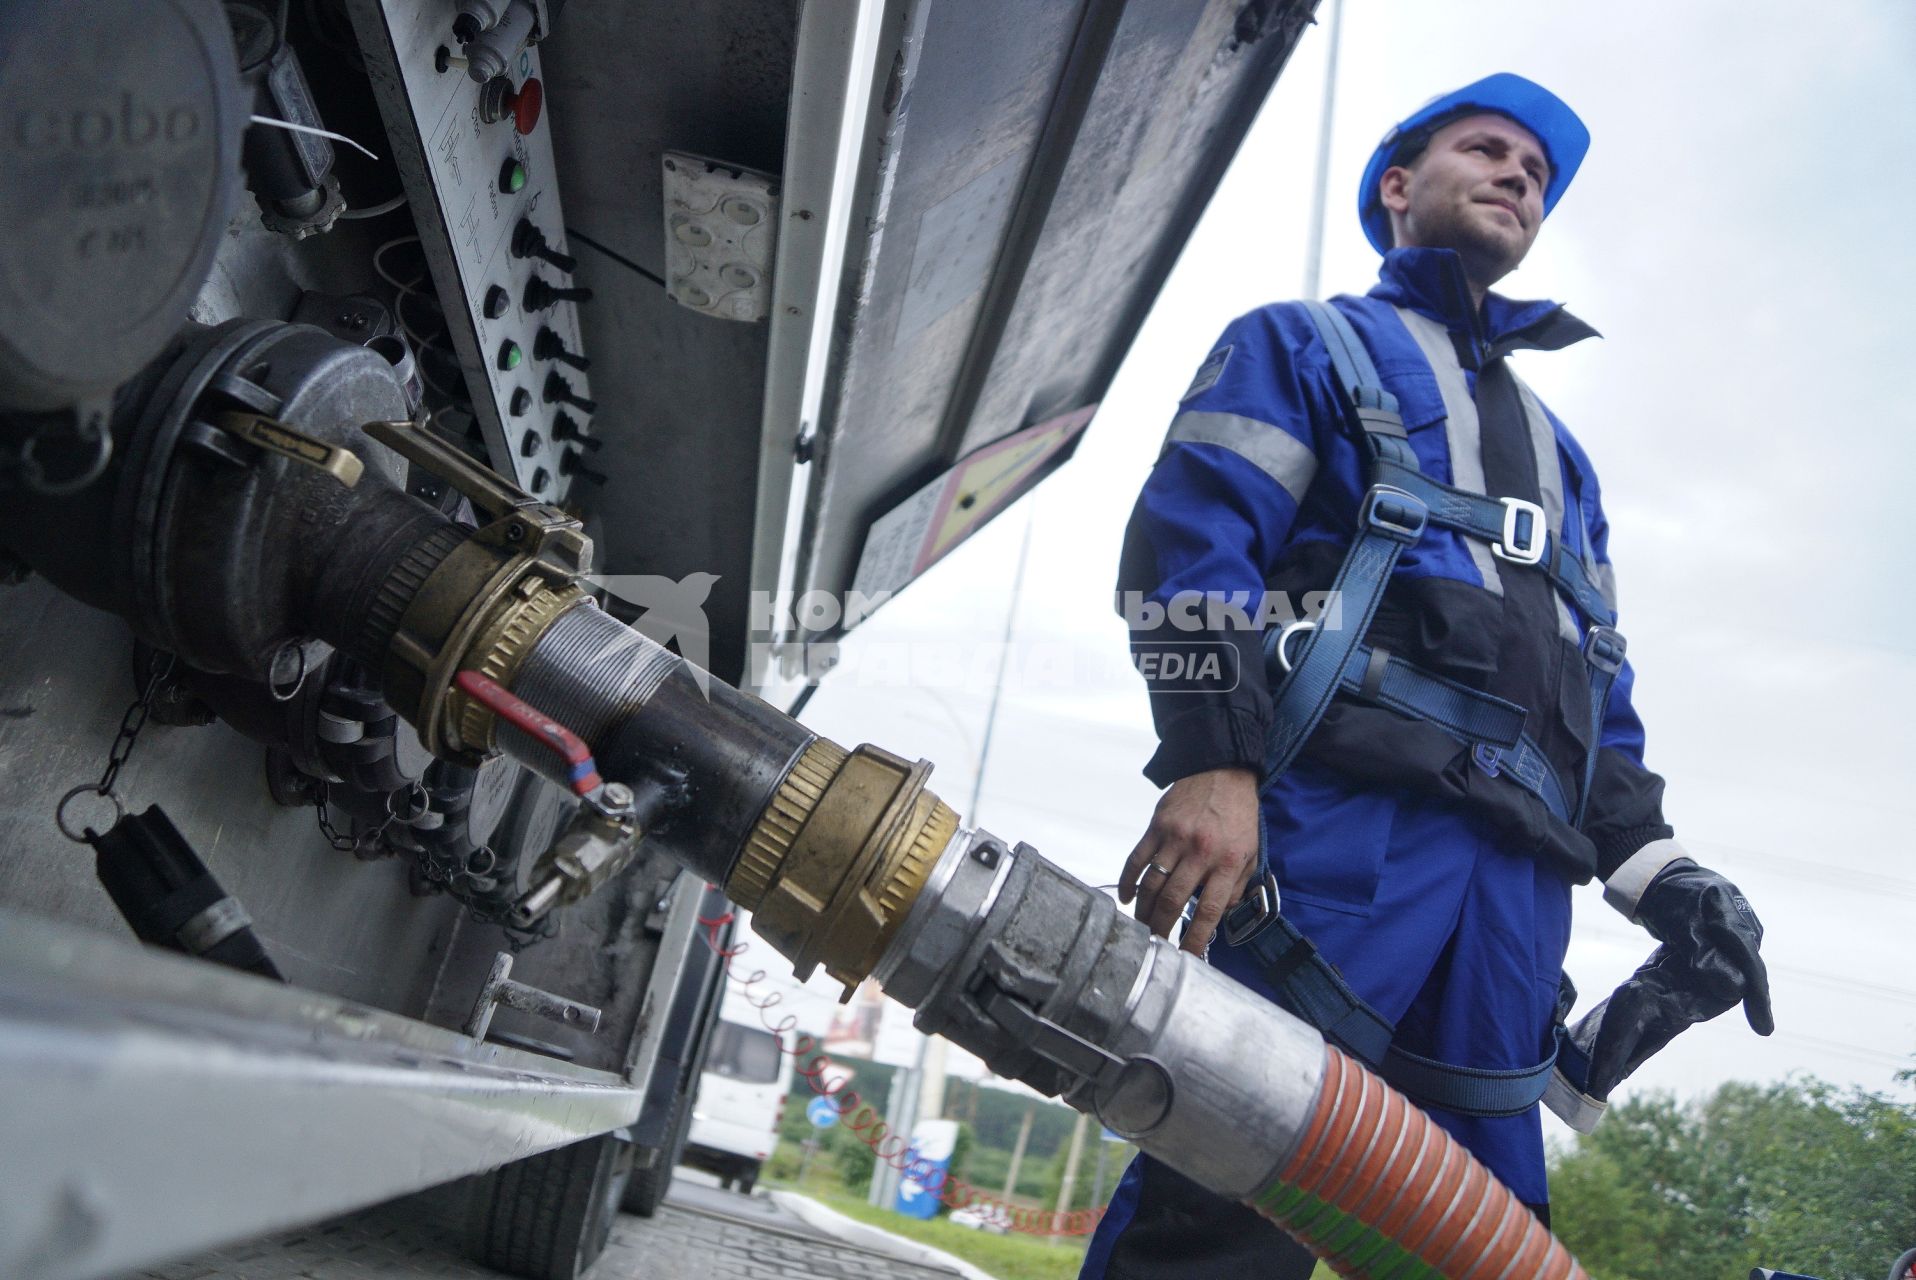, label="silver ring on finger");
[1145,862,1171,880]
